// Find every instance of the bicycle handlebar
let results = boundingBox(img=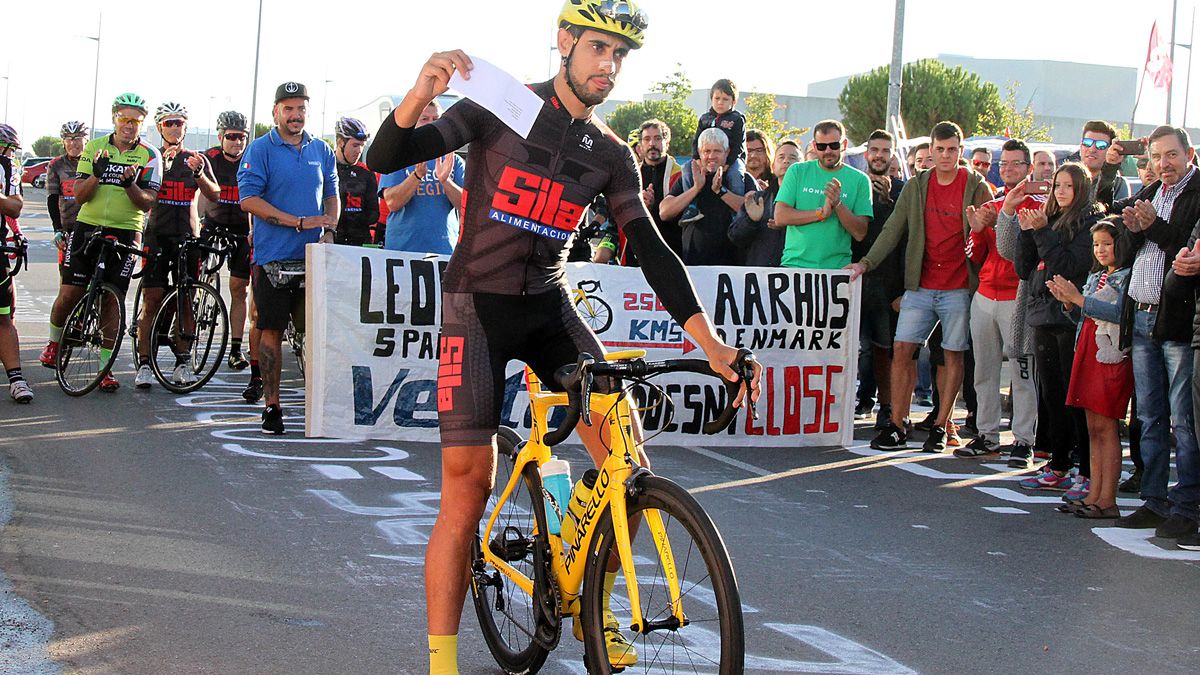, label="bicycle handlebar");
[0,236,29,276]
[542,348,759,447]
